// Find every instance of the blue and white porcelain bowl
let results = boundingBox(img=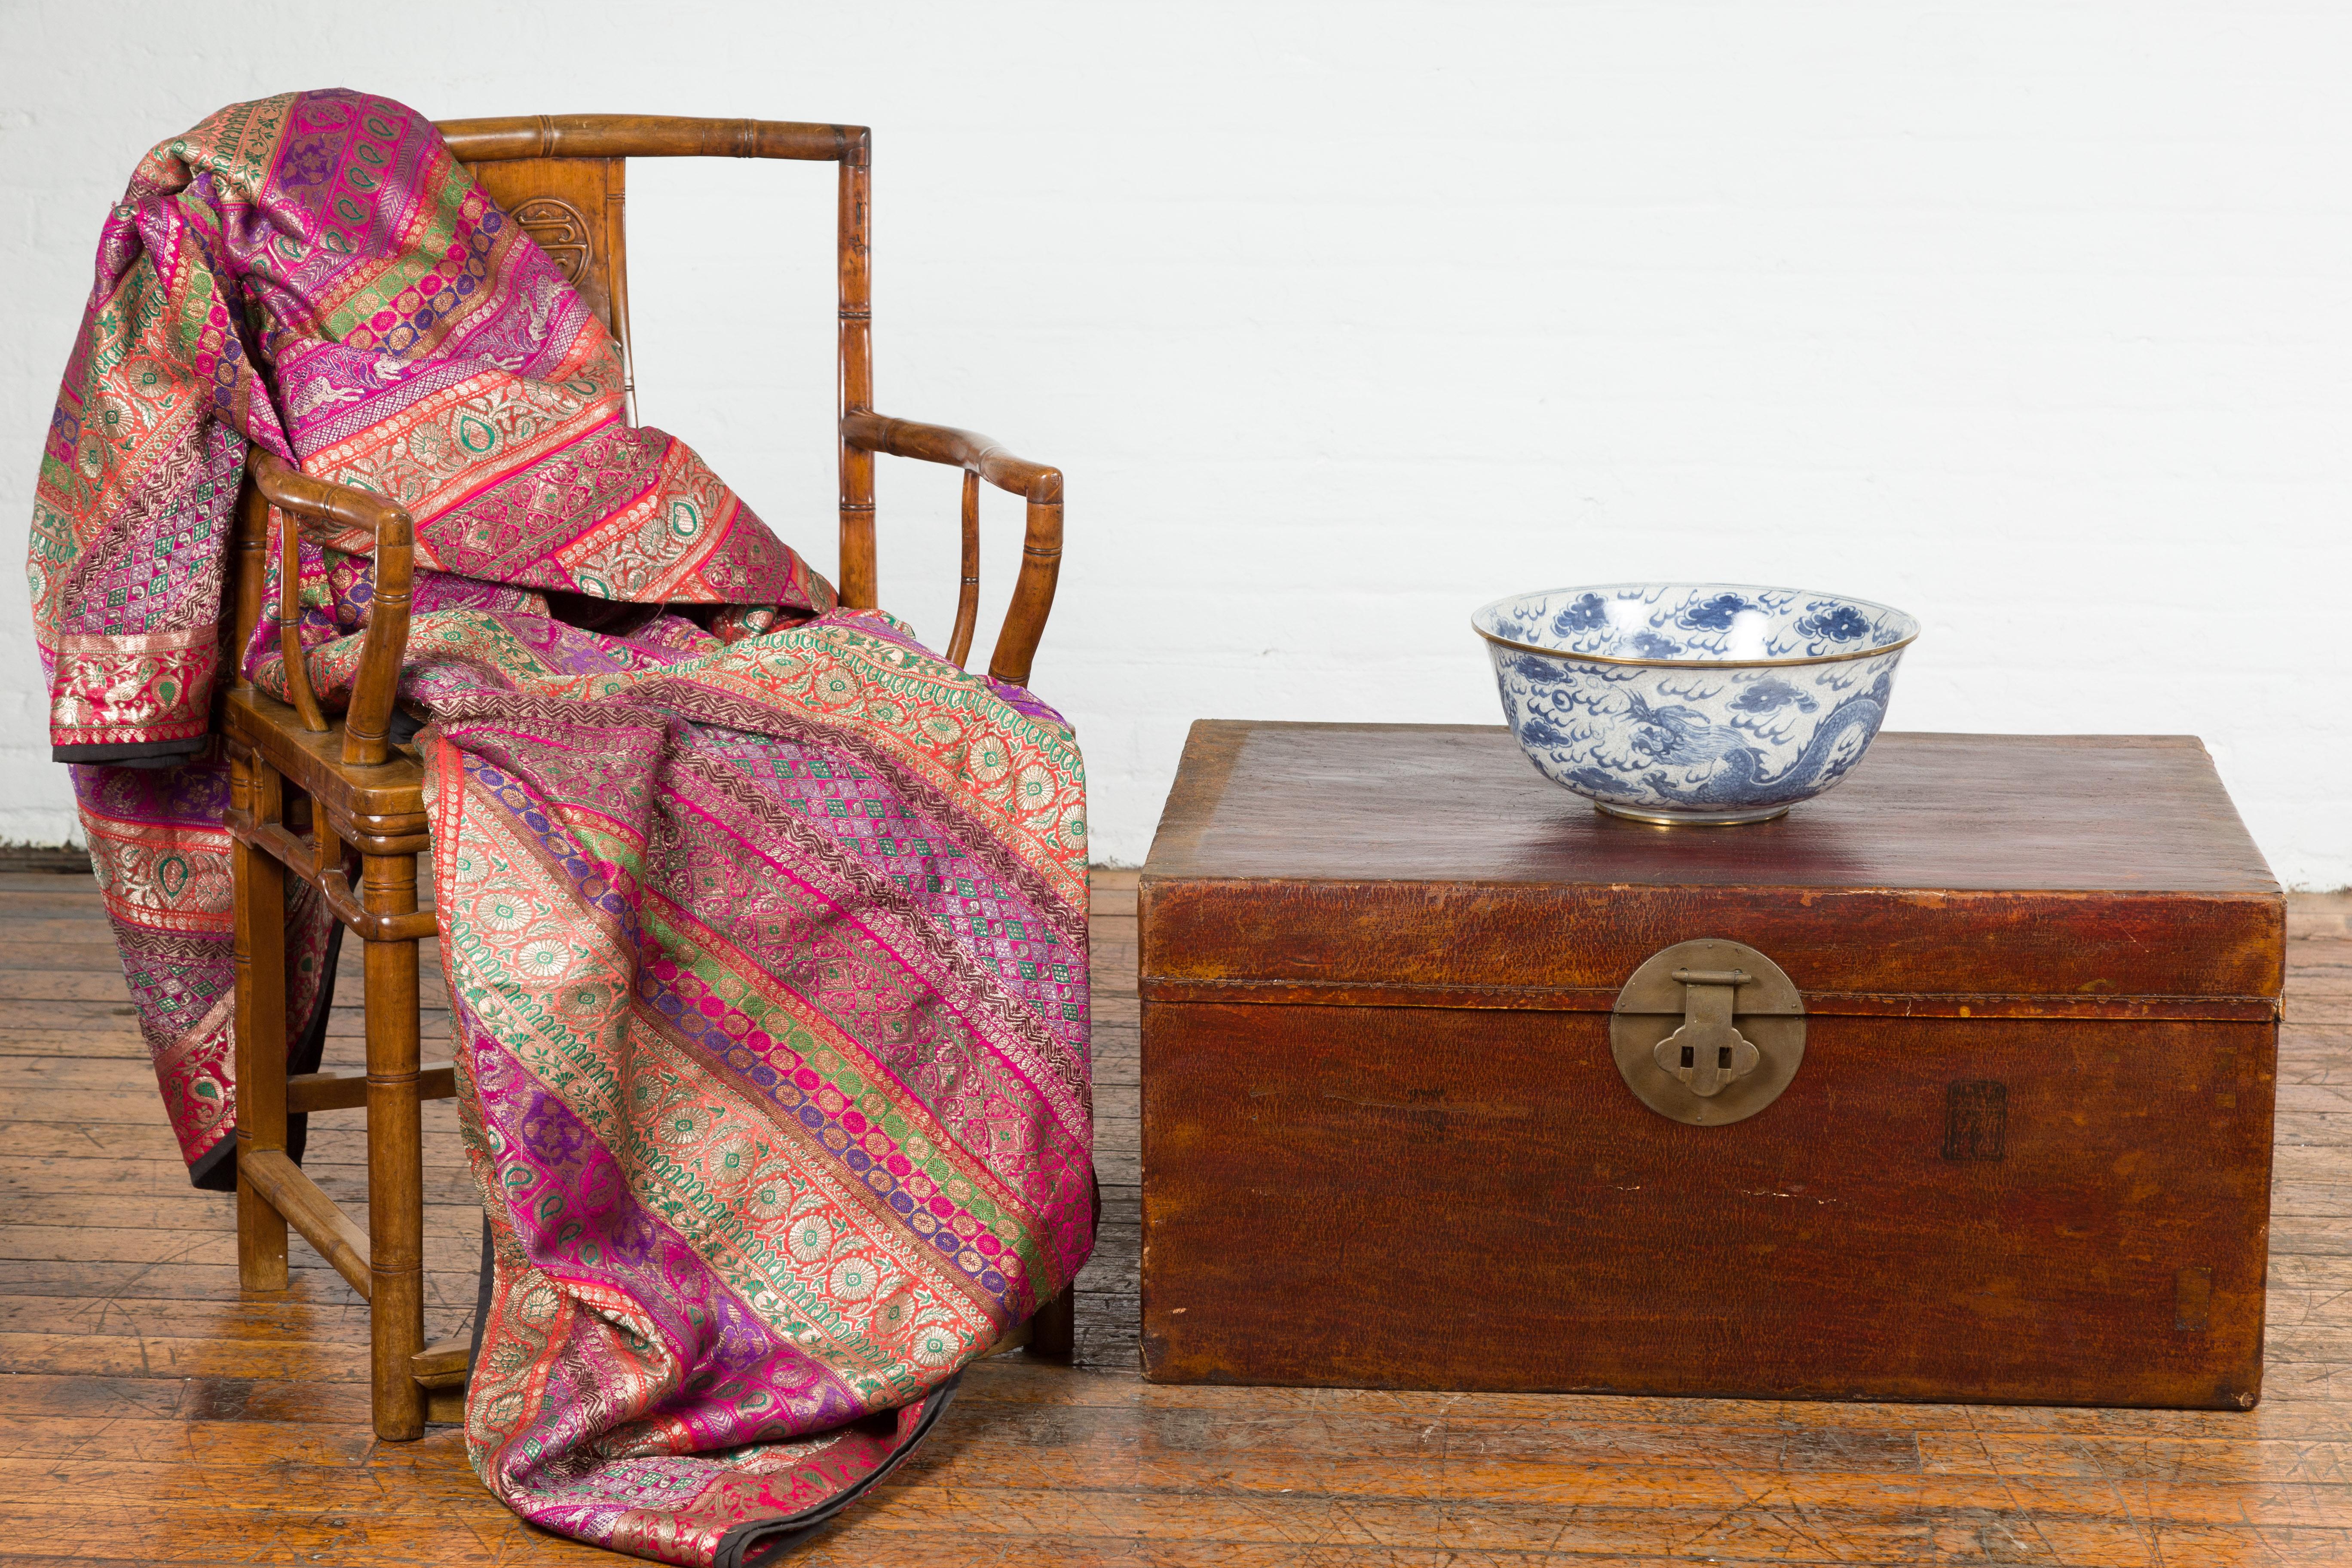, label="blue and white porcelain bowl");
[1473,583,1920,825]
